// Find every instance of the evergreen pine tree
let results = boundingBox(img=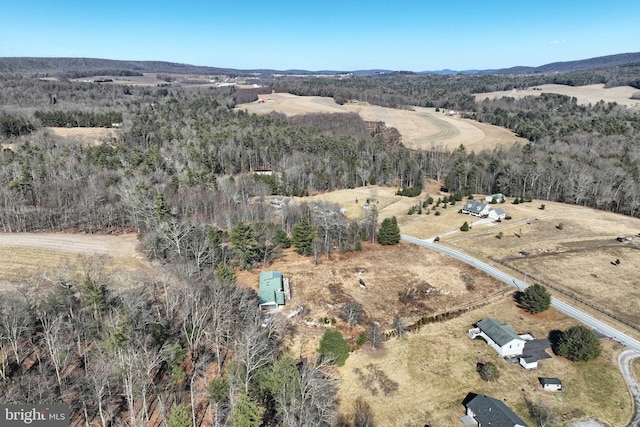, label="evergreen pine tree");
[214,262,236,284]
[378,216,401,245]
[520,283,551,314]
[557,325,602,362]
[230,221,258,269]
[273,228,291,248]
[154,193,170,222]
[292,216,315,256]
[318,329,350,366]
